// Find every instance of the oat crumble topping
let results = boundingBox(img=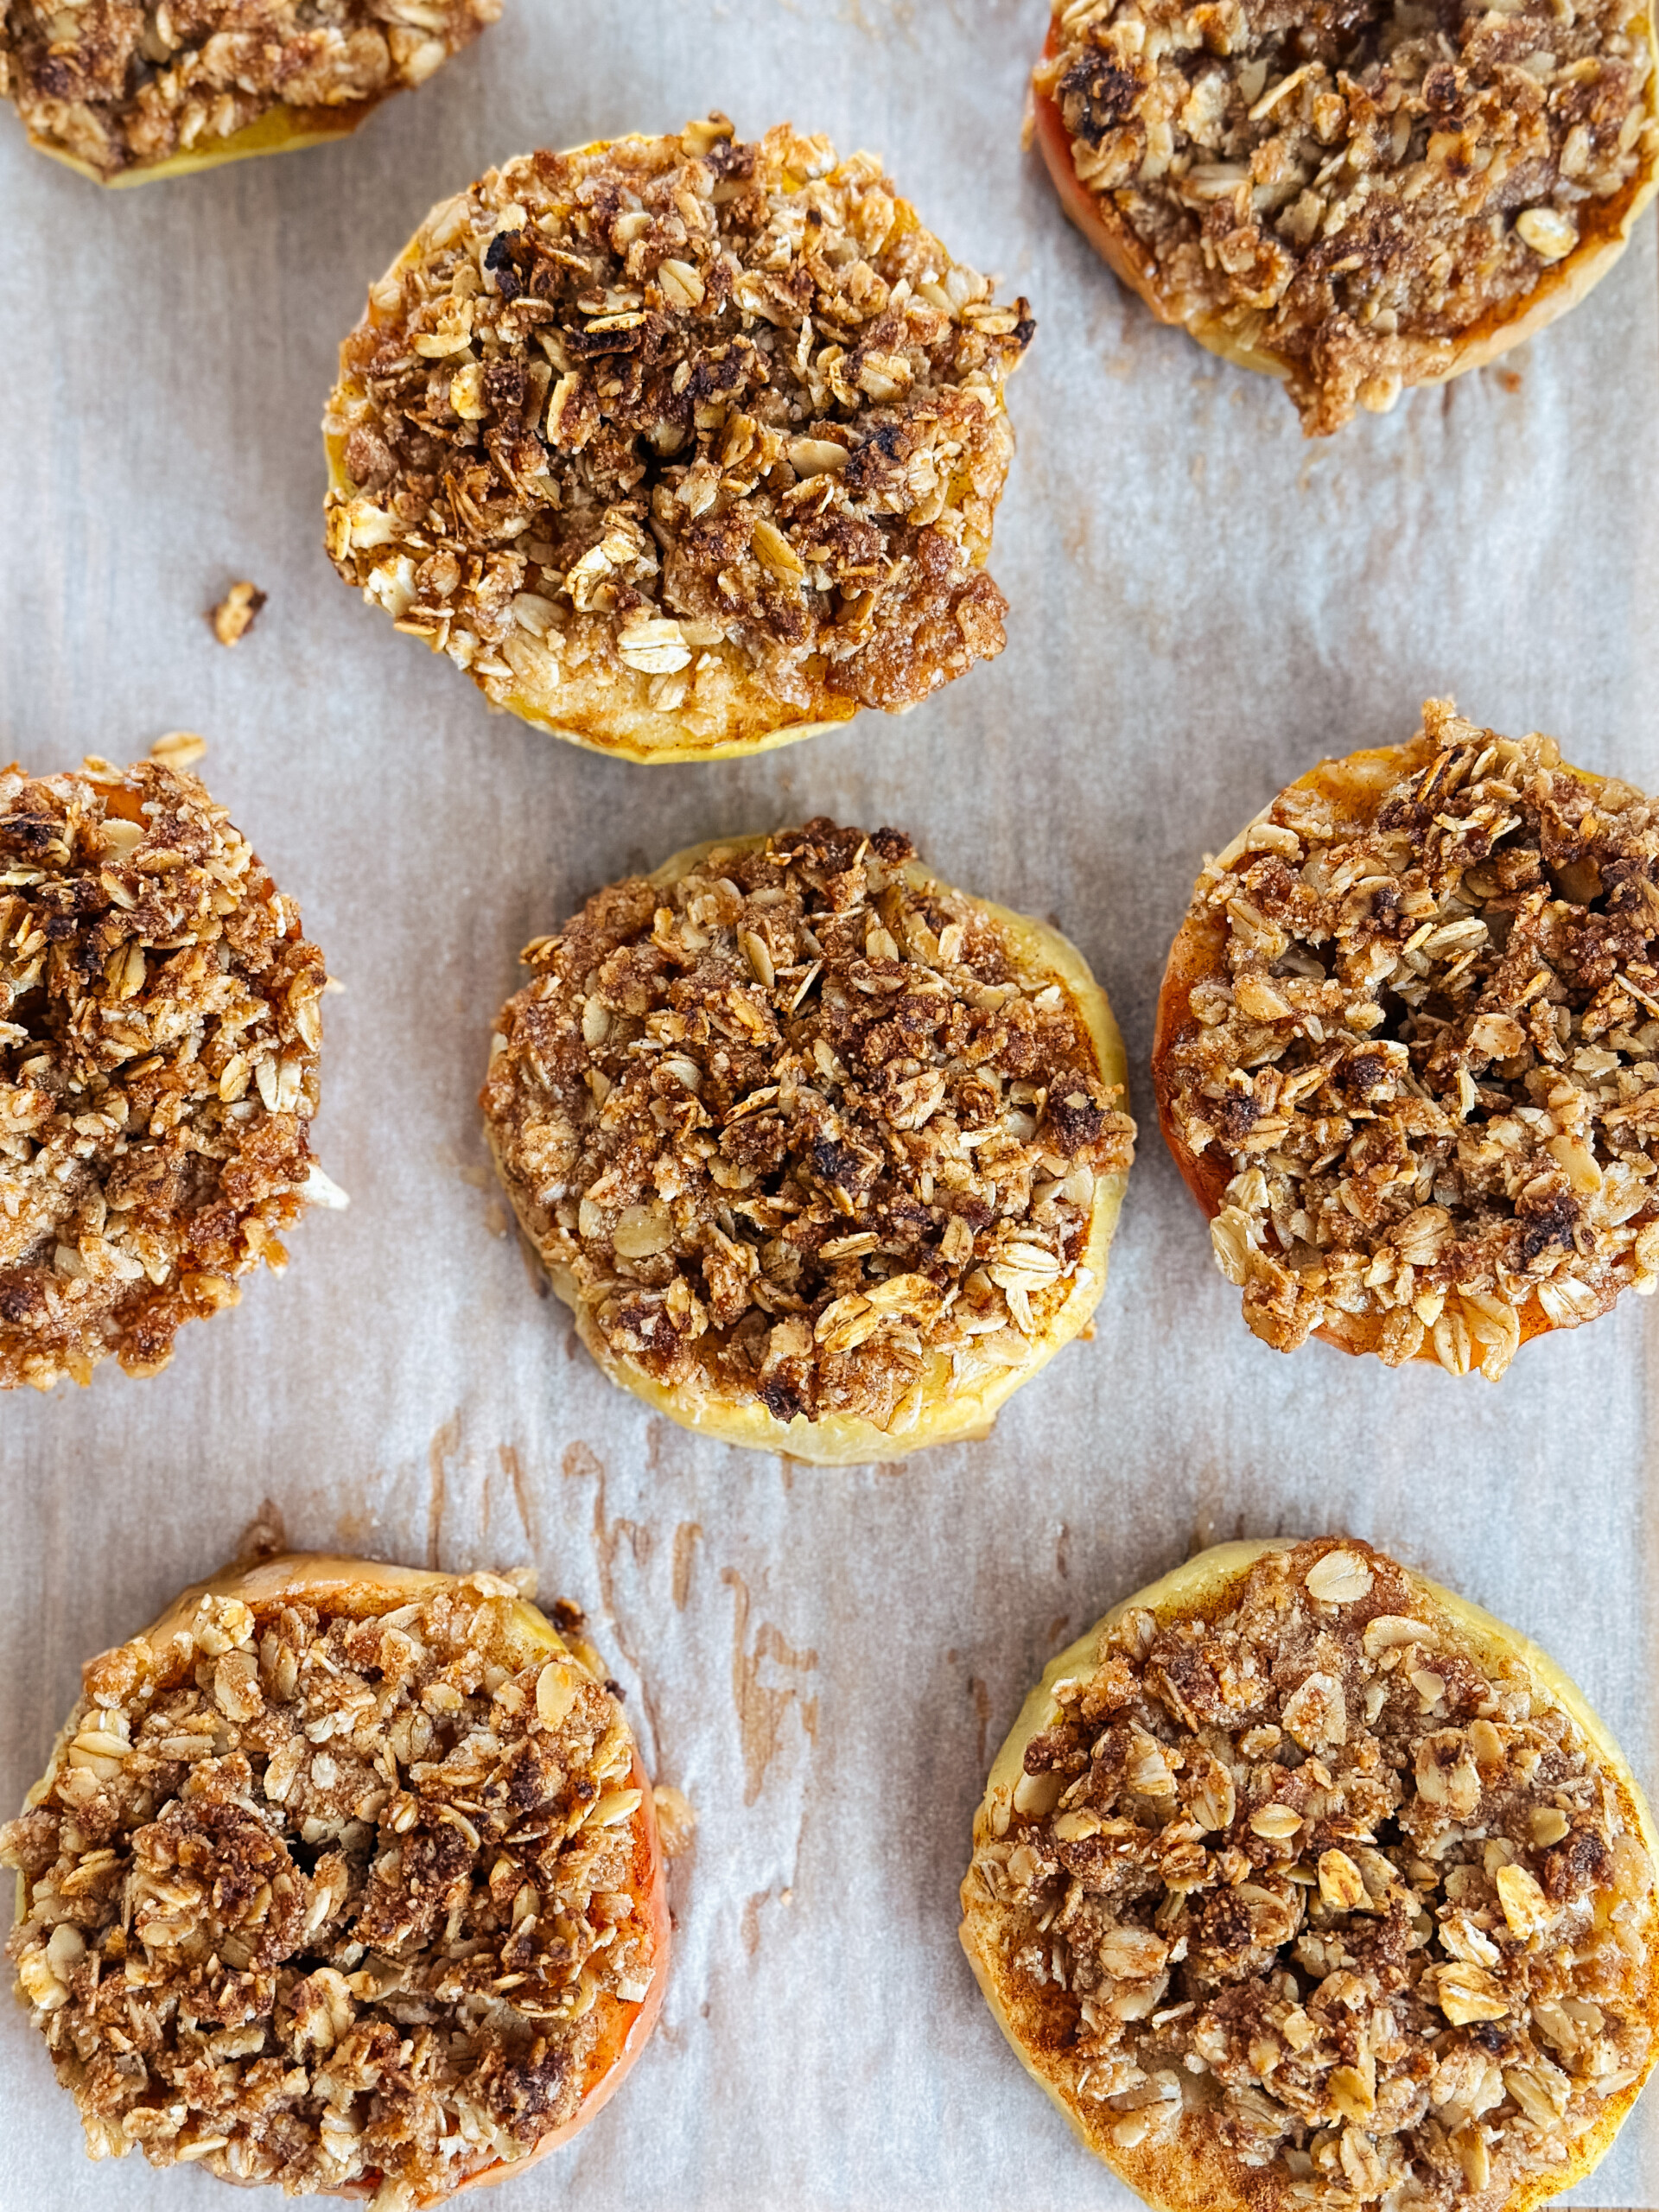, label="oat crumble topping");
[0,0,494,180]
[1154,702,1659,1376]
[965,1539,1659,2209]
[481,821,1135,1439]
[0,756,337,1391]
[1036,0,1658,432]
[324,118,1033,757]
[2,1572,660,2202]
